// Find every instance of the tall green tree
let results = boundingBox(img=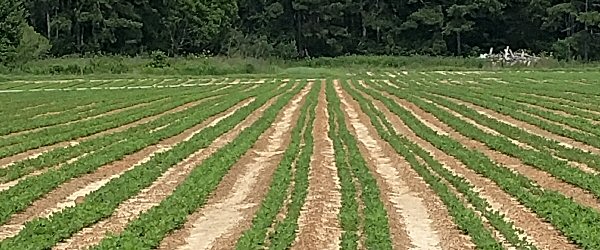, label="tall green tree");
[0,0,26,64]
[155,0,237,55]
[13,0,600,61]
[544,0,600,60]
